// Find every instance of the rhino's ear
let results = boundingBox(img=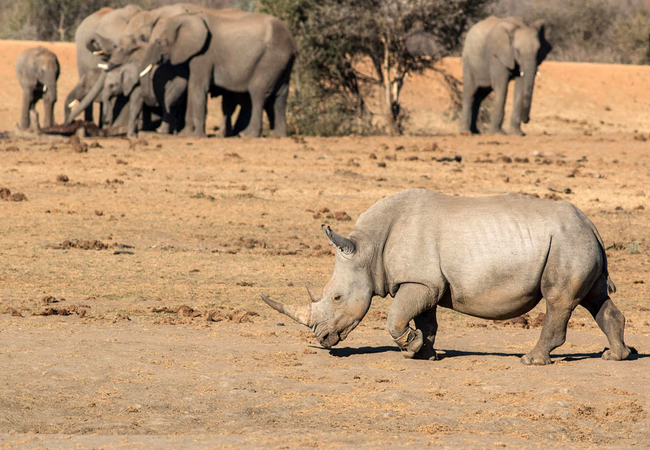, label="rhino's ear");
[322,225,356,255]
